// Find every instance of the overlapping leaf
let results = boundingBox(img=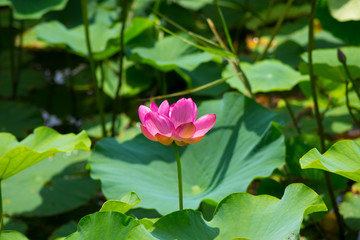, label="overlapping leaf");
[65,184,326,240]
[0,126,91,180]
[223,59,308,94]
[300,47,360,82]
[90,92,285,214]
[300,139,360,182]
